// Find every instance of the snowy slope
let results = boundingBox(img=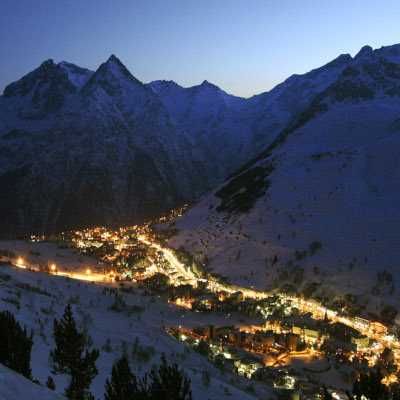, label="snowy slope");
[58,61,93,89]
[161,44,400,323]
[0,363,64,400]
[0,249,277,399]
